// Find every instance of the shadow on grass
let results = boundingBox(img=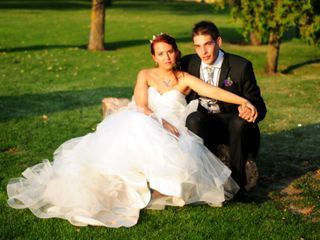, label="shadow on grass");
[0,44,87,53]
[281,59,320,74]
[0,0,217,16]
[0,0,91,10]
[0,28,244,53]
[0,86,133,122]
[252,123,320,202]
[0,41,151,53]
[111,0,220,16]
